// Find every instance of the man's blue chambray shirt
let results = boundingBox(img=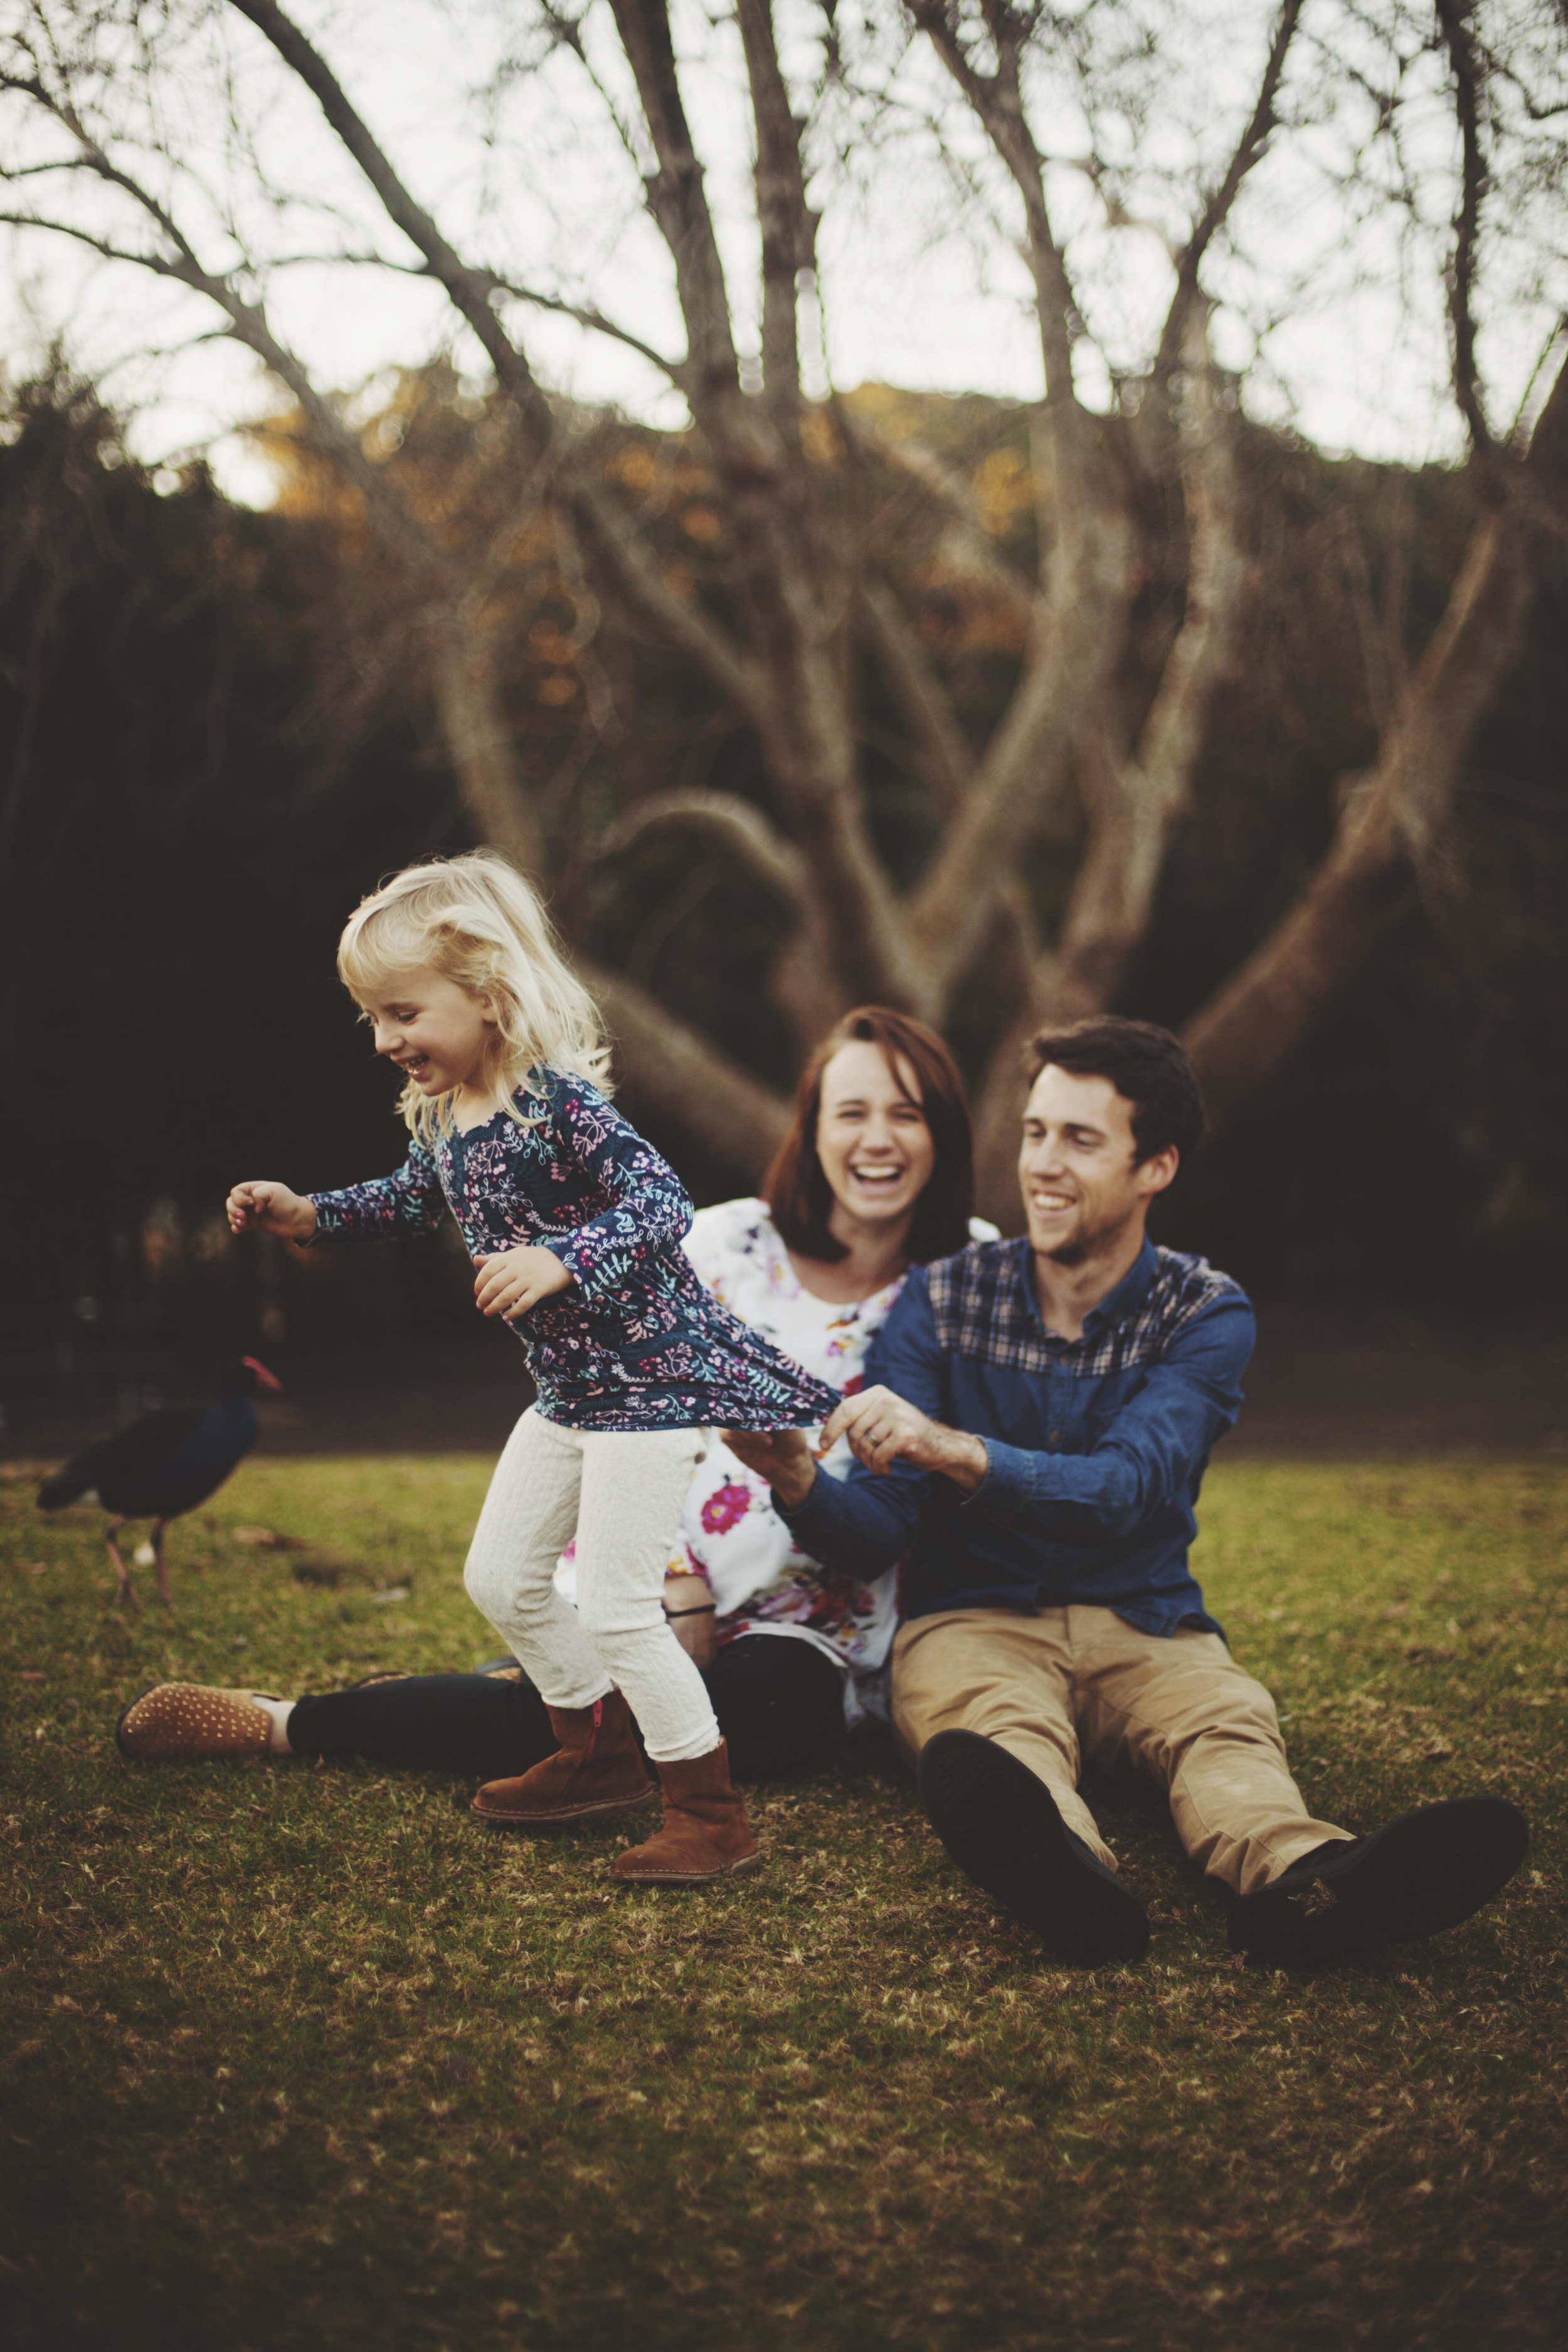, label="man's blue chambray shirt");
[778,1235,1254,1639]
